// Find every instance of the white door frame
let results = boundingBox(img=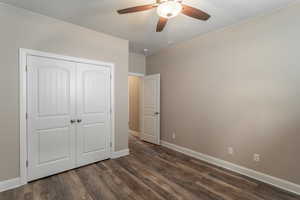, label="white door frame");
[128,72,145,77]
[19,48,115,185]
